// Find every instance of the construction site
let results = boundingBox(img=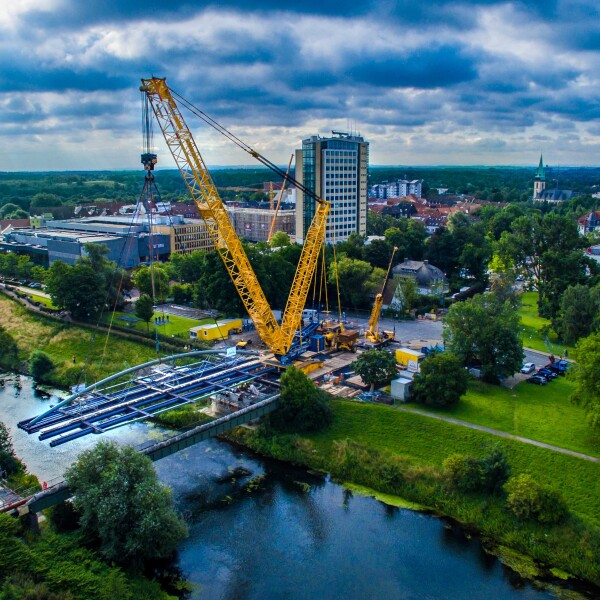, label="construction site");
[17,76,443,451]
